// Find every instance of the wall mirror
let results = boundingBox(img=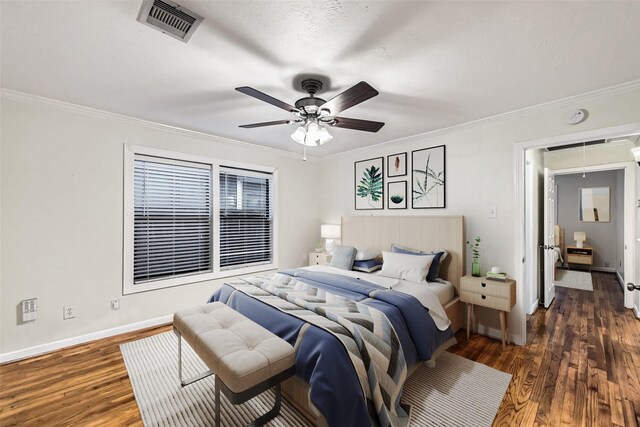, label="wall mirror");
[579,187,610,222]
